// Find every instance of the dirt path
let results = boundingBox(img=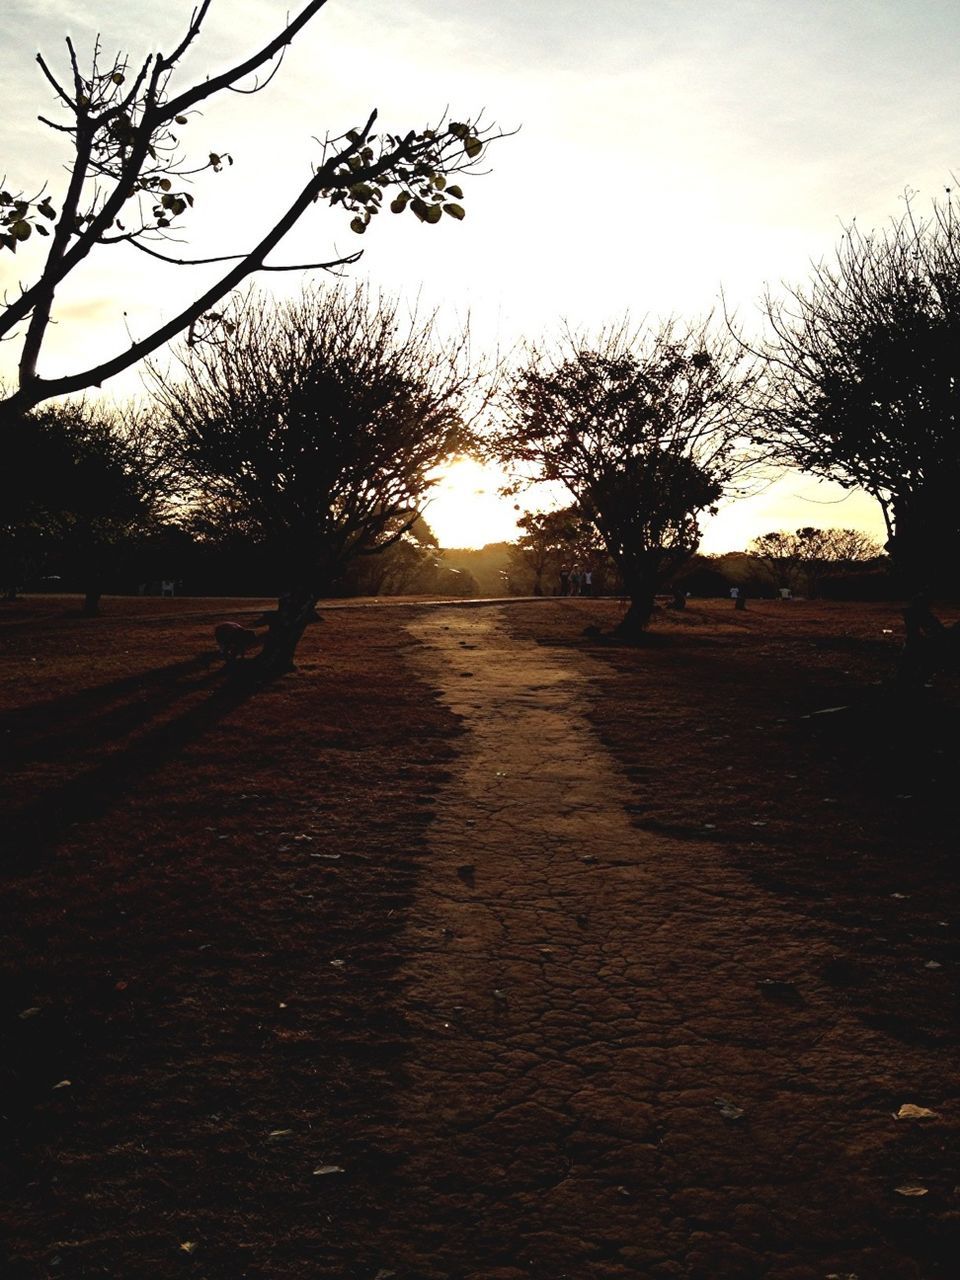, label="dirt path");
[373,607,948,1280]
